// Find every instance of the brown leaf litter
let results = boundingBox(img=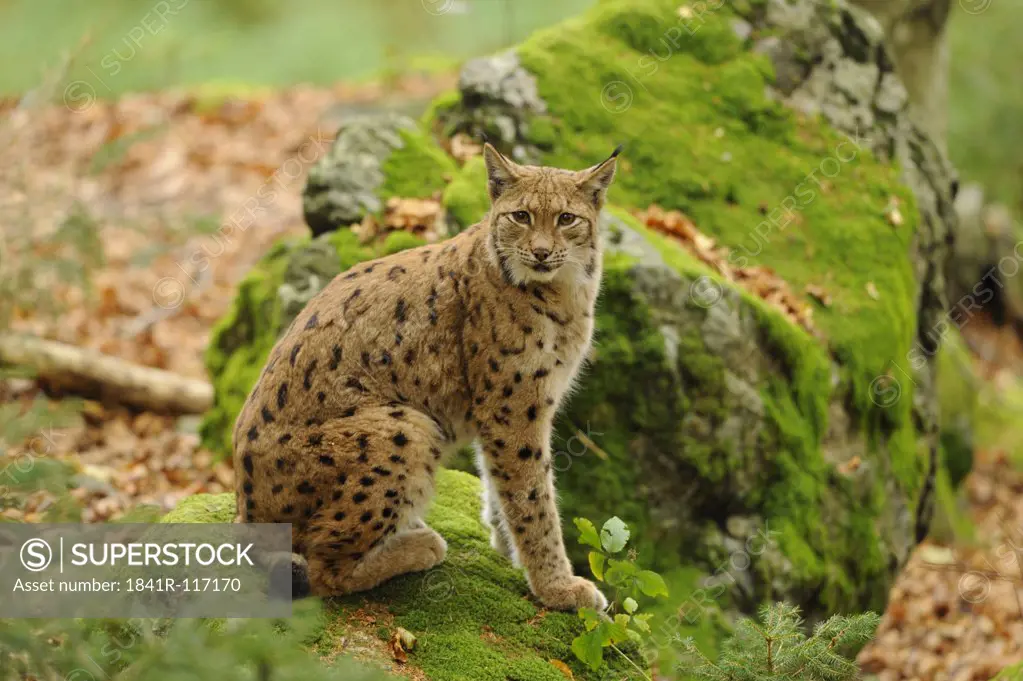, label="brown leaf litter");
[635,204,823,337]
